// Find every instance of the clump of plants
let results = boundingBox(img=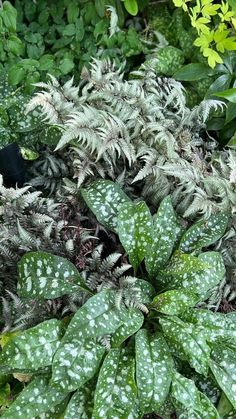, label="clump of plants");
[0,181,235,417]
